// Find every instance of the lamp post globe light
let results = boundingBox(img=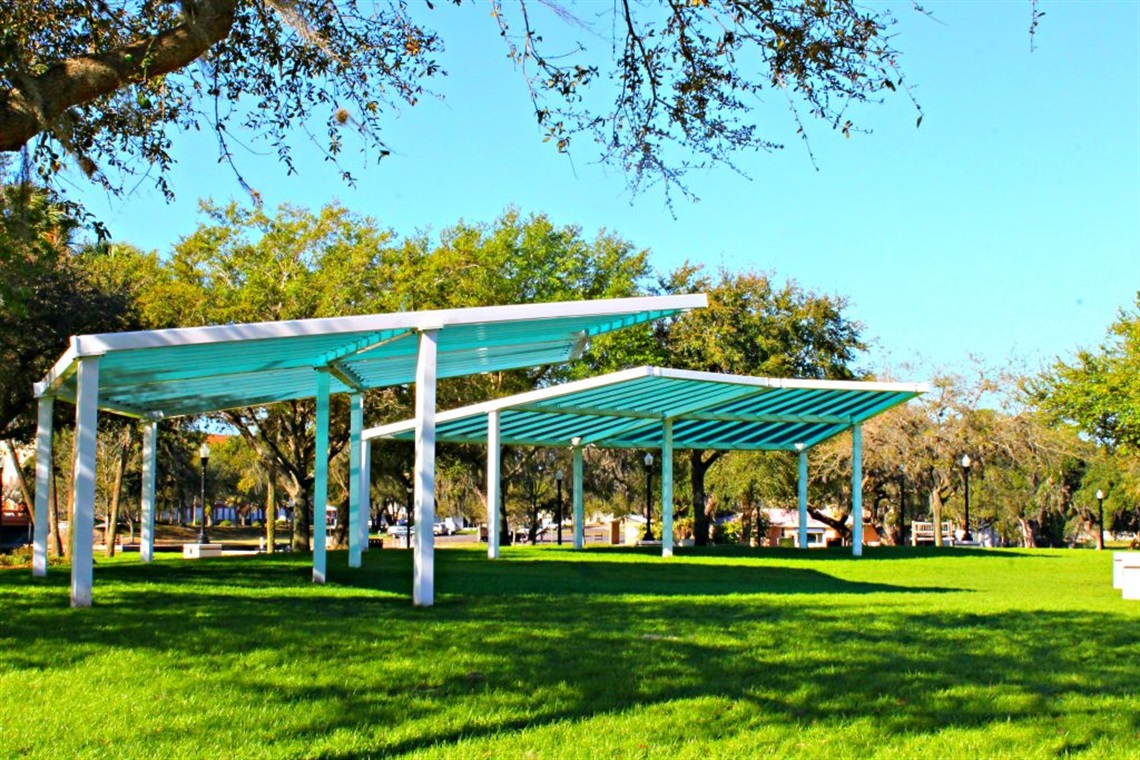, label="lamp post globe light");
[1096,489,1105,550]
[960,453,972,542]
[555,469,564,546]
[643,452,654,541]
[198,442,211,544]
